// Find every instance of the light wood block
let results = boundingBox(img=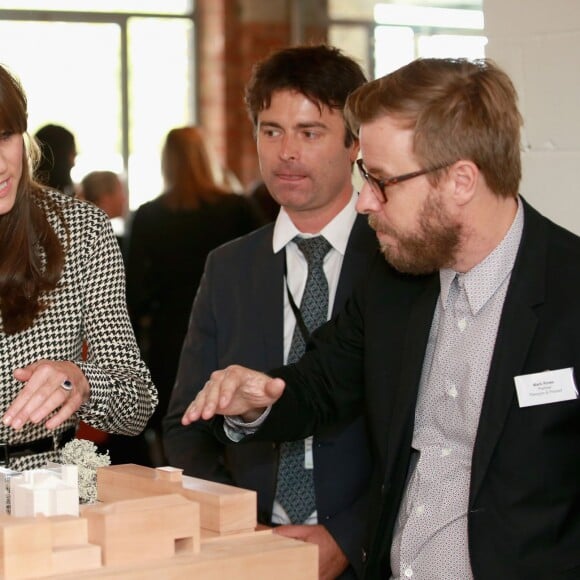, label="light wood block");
[42,530,318,579]
[51,544,102,575]
[49,515,90,546]
[97,464,256,535]
[200,524,273,545]
[0,516,52,579]
[82,493,200,567]
[49,516,102,574]
[0,514,102,578]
